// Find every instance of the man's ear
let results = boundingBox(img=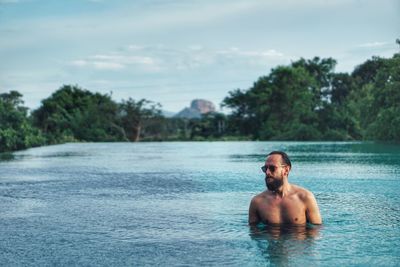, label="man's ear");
[283,165,290,177]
